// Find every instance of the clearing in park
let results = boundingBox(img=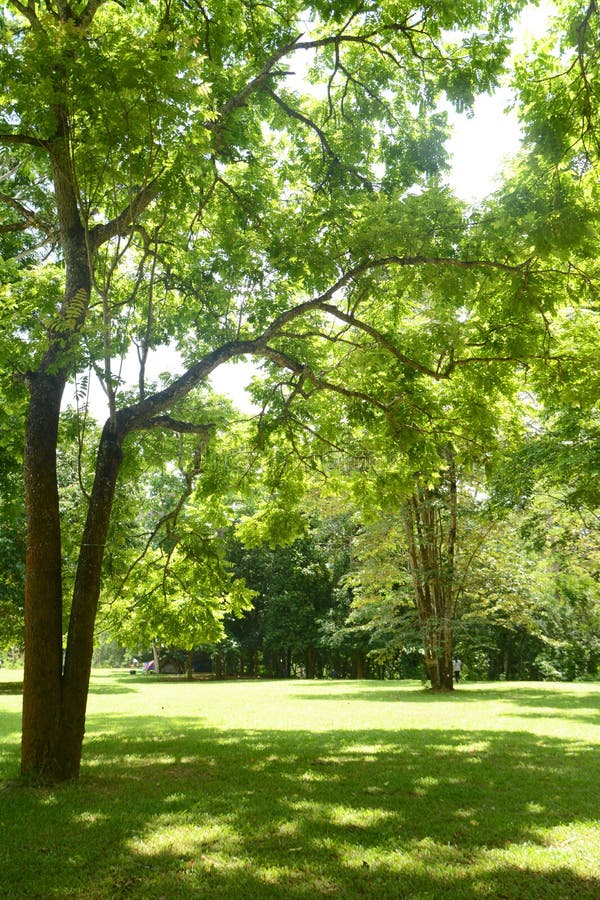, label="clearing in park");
[1,673,599,898]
